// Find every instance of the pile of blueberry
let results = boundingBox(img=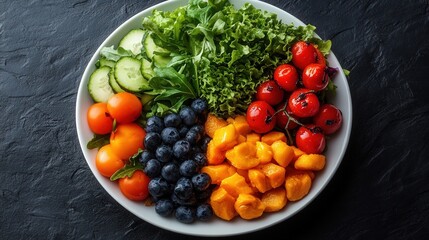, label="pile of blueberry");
[140,98,214,223]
